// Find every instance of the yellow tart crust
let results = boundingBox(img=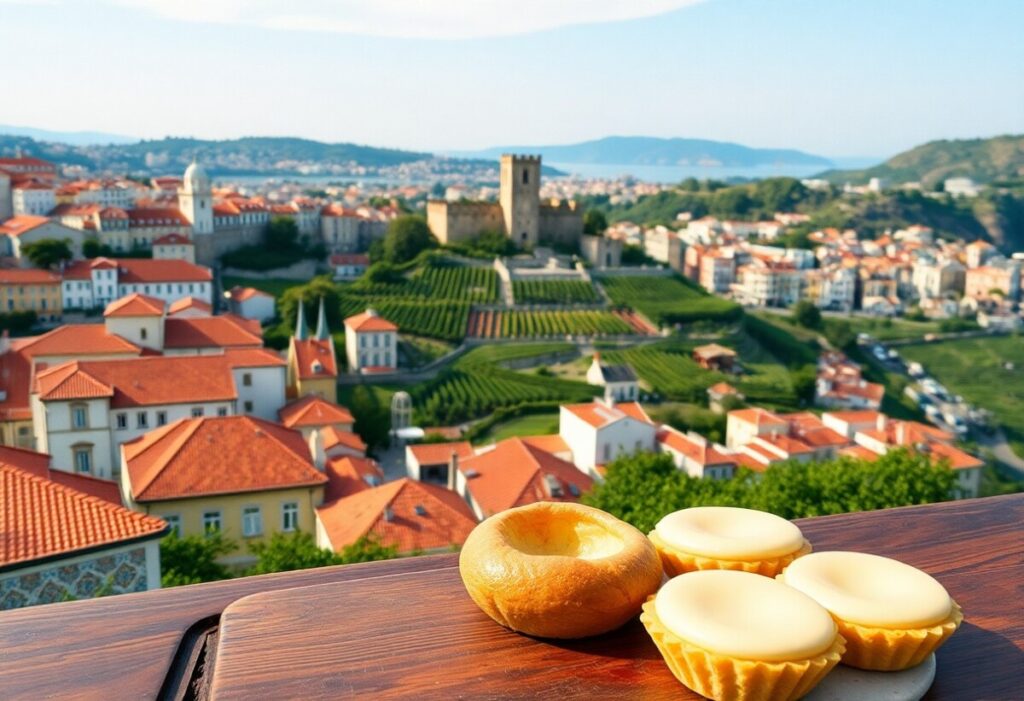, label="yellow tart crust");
[641,597,845,701]
[829,599,963,671]
[649,530,812,578]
